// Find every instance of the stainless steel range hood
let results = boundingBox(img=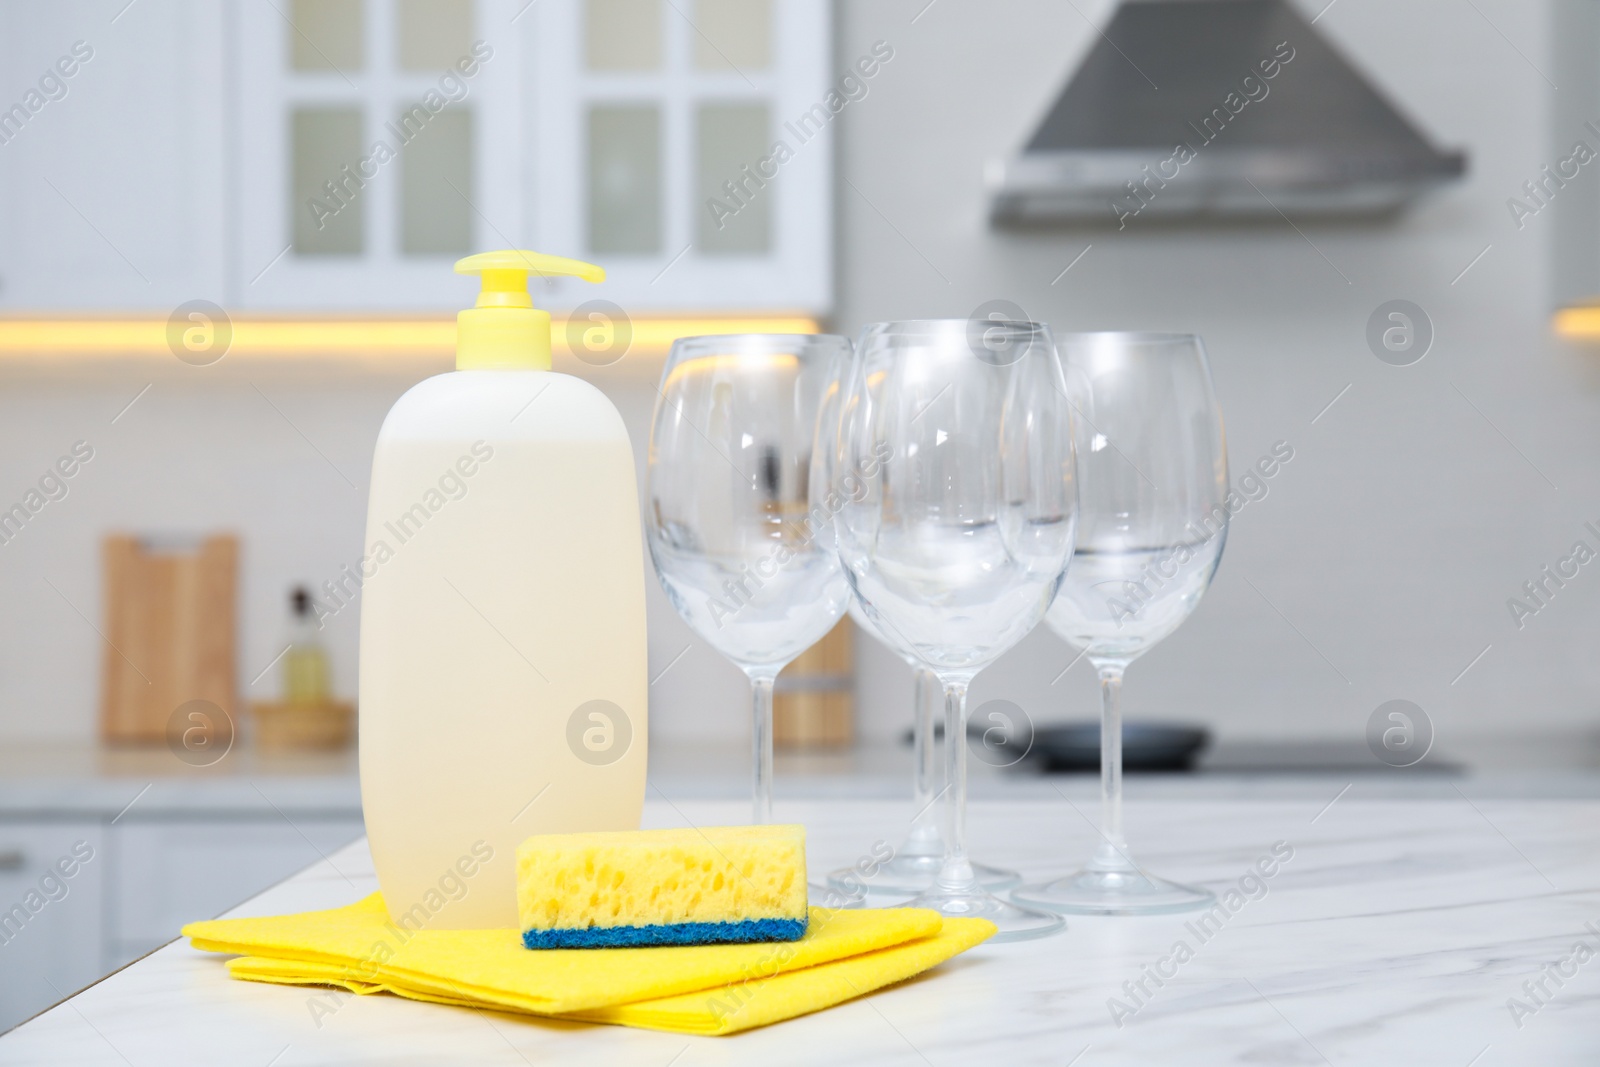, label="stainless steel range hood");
[989,0,1466,226]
